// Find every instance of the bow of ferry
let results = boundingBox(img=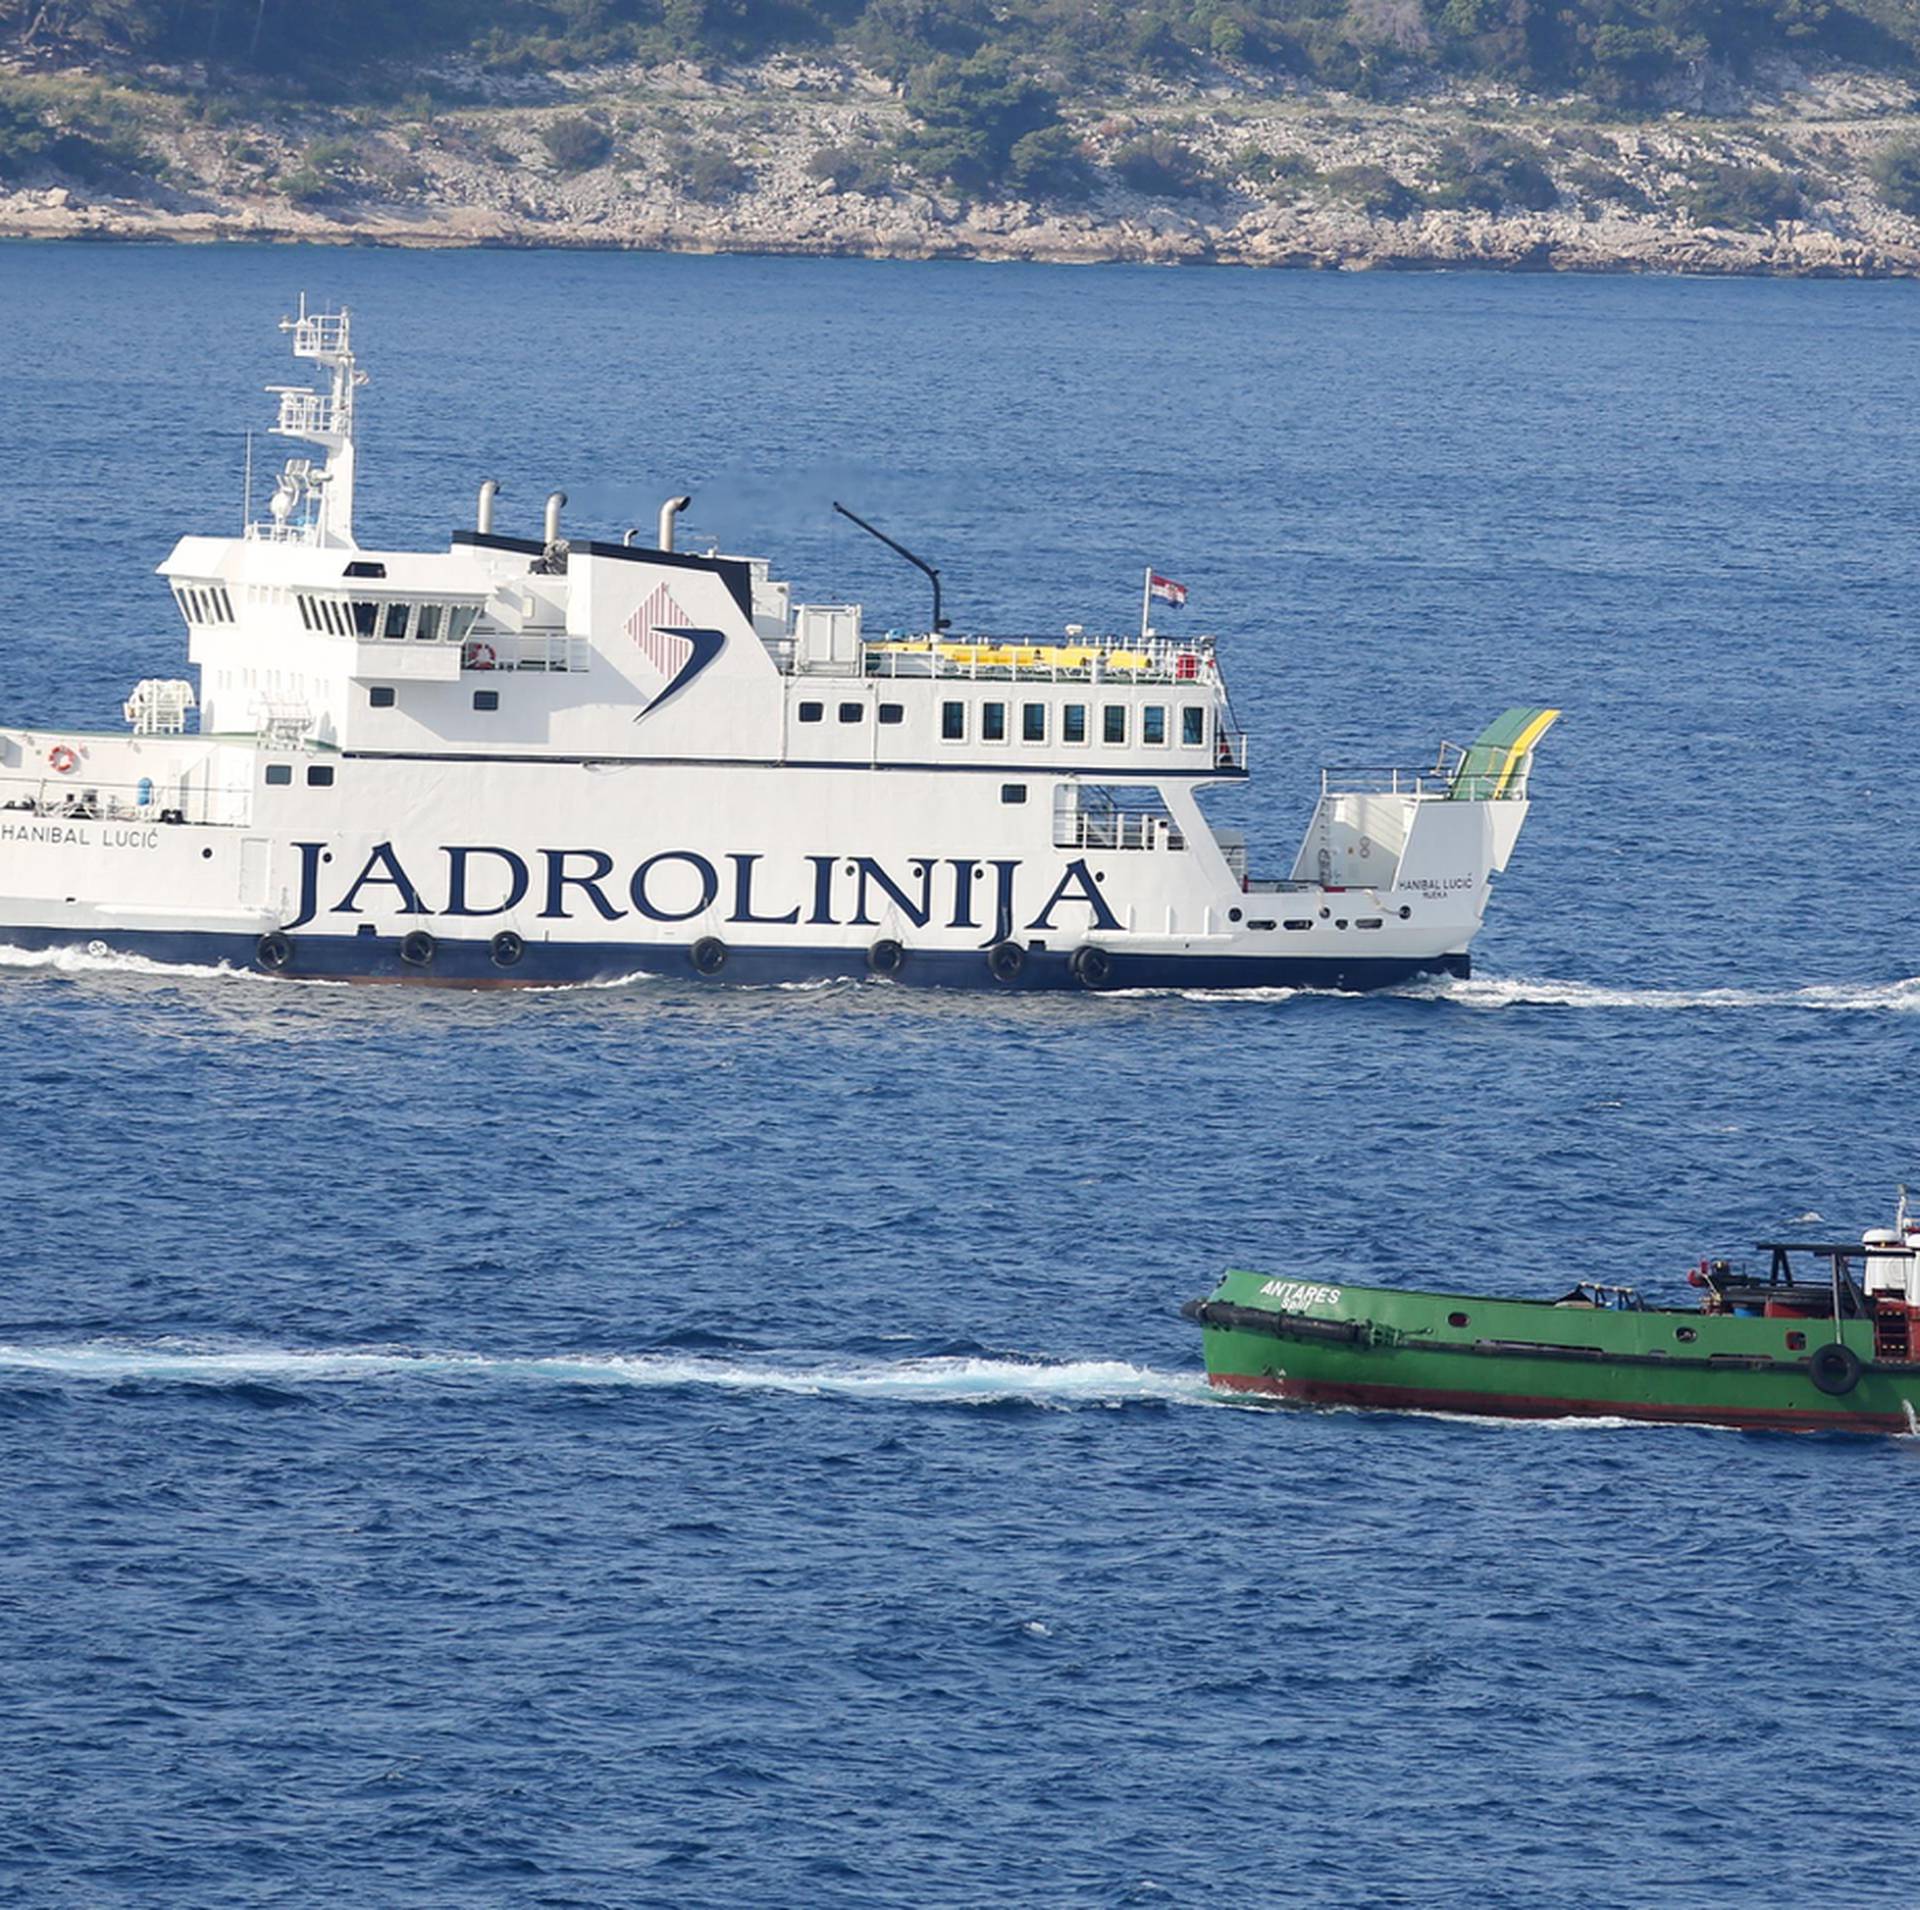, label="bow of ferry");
[0,303,1557,990]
